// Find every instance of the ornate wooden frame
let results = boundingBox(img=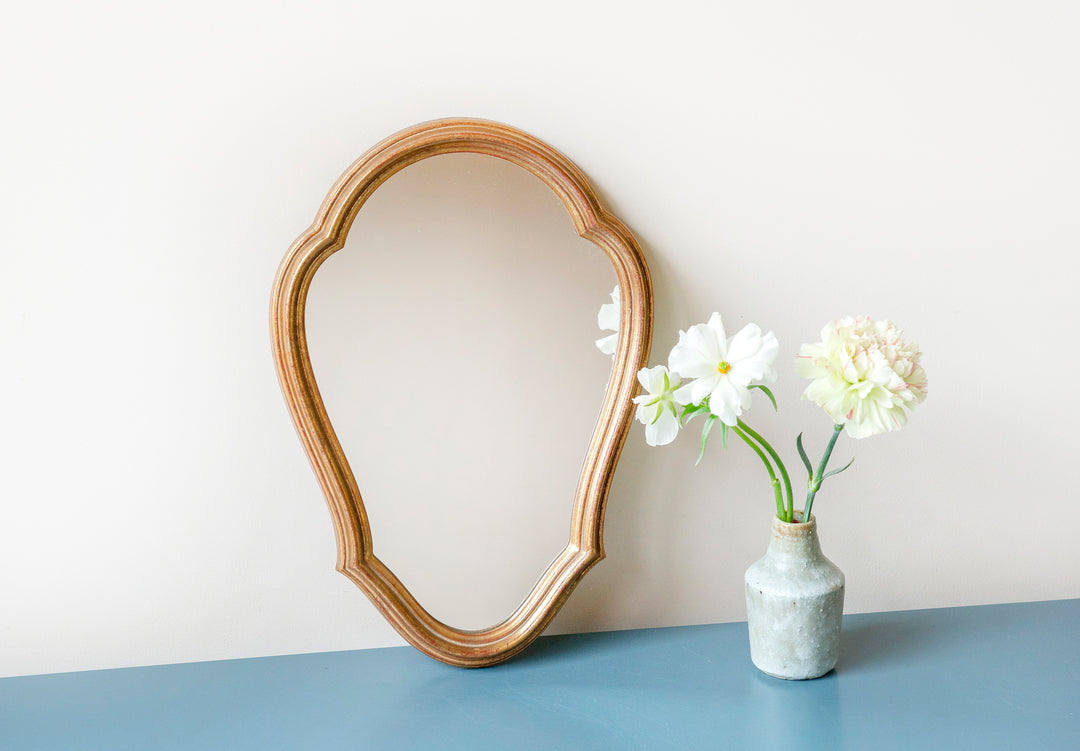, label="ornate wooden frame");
[270,118,652,666]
